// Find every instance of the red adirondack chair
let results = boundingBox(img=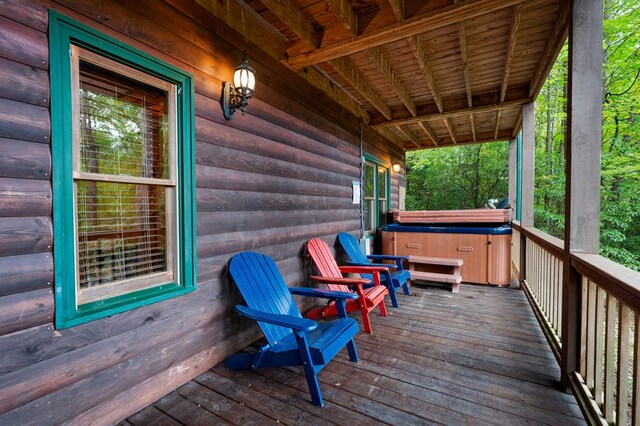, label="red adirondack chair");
[305,238,389,334]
